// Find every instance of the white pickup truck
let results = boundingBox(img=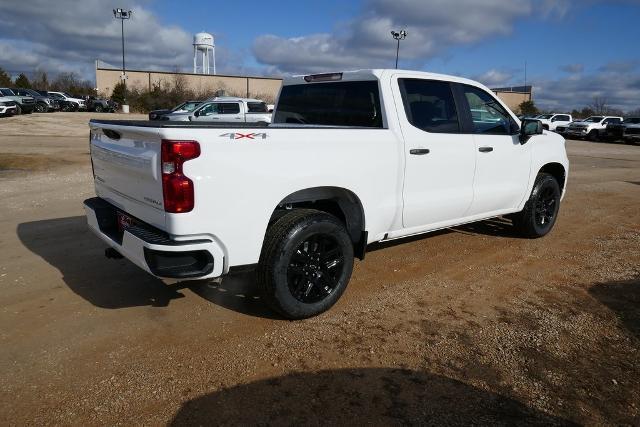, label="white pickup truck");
[567,116,623,140]
[163,97,272,124]
[85,69,569,319]
[535,113,572,132]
